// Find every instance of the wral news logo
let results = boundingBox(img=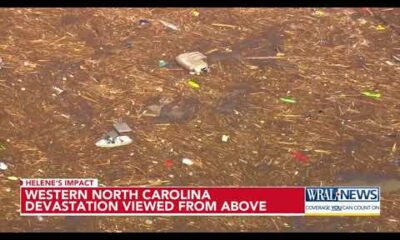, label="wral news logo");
[305,187,380,216]
[306,187,379,202]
